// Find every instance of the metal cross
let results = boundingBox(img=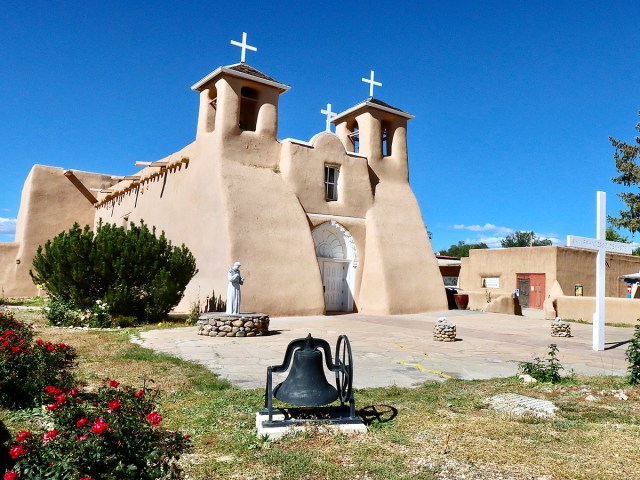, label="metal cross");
[320,103,337,132]
[230,32,257,63]
[361,70,382,97]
